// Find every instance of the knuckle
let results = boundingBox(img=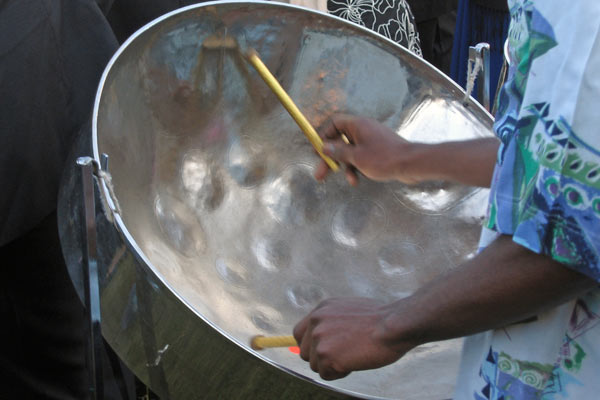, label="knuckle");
[319,361,347,380]
[308,314,322,327]
[292,325,302,340]
[314,342,333,360]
